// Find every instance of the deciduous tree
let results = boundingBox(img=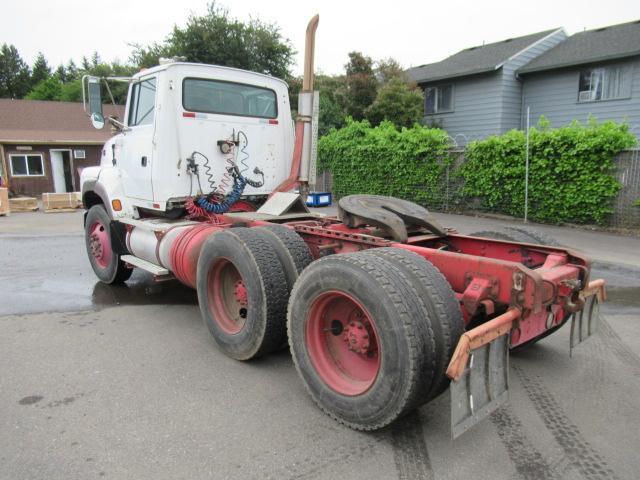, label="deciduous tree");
[340,52,377,120]
[365,78,423,128]
[130,2,294,79]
